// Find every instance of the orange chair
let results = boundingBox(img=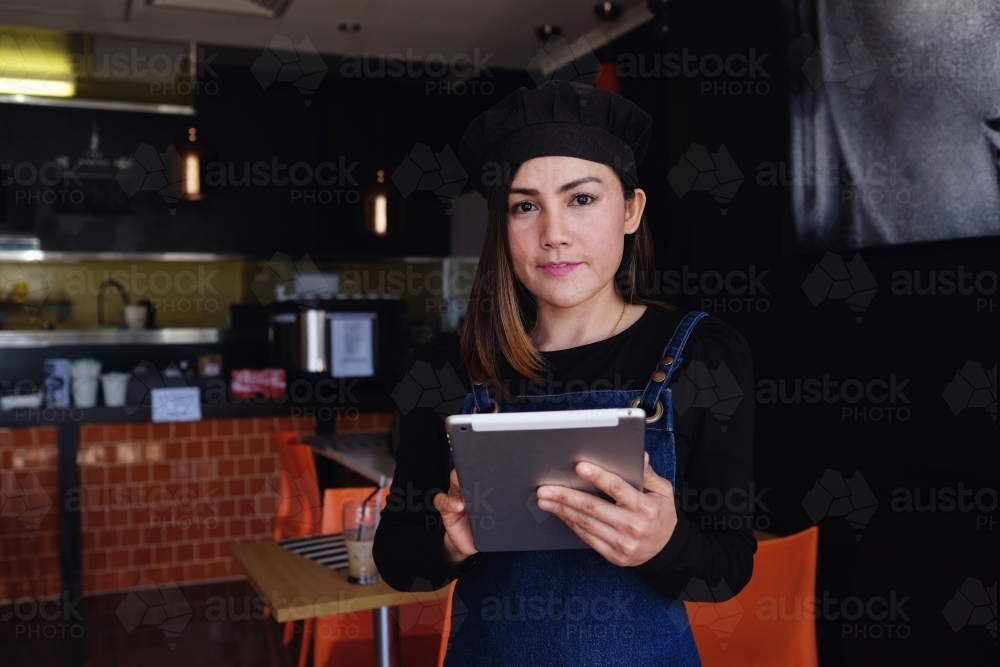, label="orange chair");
[685,527,820,667]
[273,432,322,541]
[272,432,323,667]
[435,581,458,667]
[314,487,449,667]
